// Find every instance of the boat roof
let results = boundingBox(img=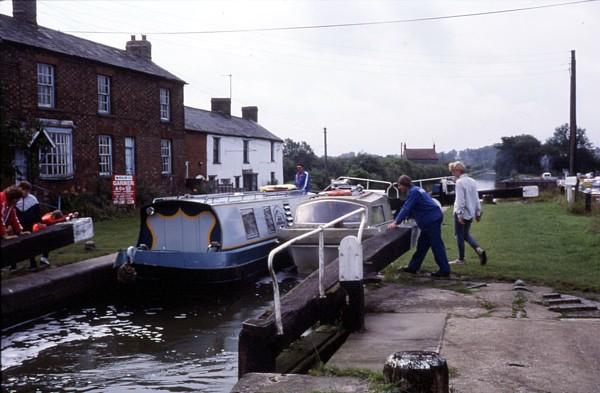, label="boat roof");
[153,190,305,206]
[305,191,388,206]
